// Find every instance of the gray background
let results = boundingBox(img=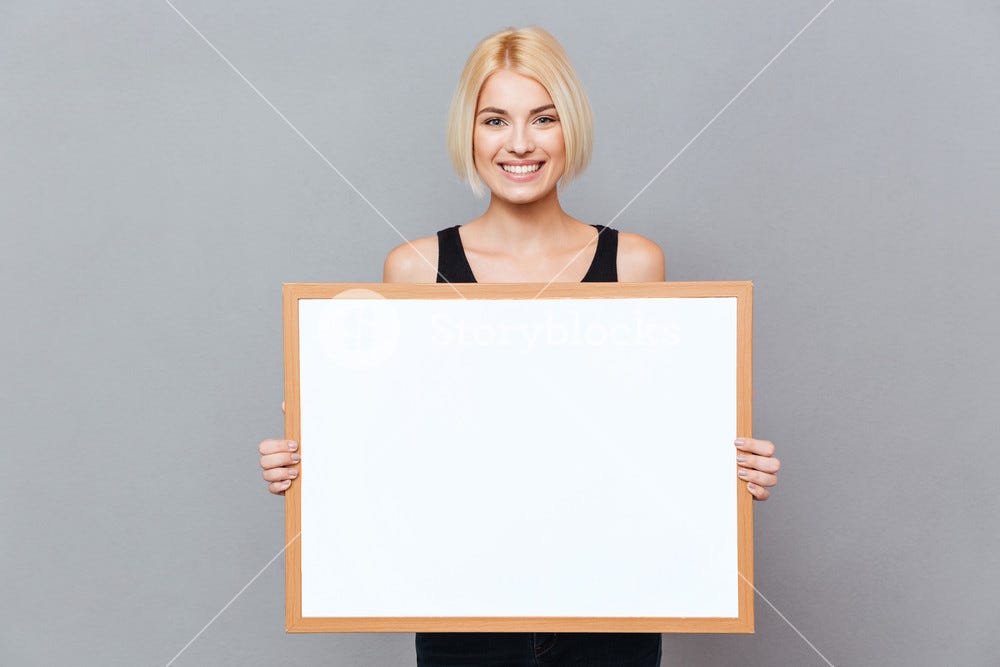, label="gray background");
[2,1,997,665]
